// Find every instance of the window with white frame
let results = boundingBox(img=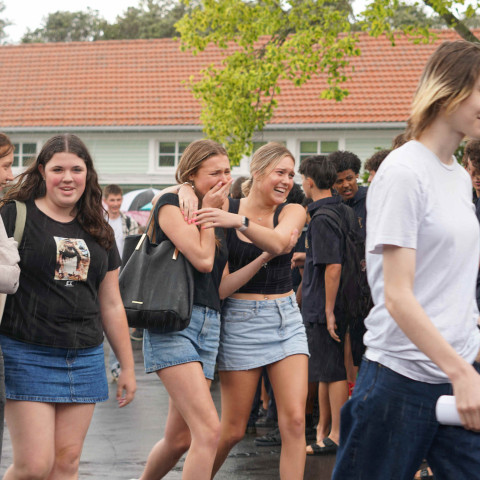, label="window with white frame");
[158,141,190,168]
[299,140,339,163]
[13,142,37,167]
